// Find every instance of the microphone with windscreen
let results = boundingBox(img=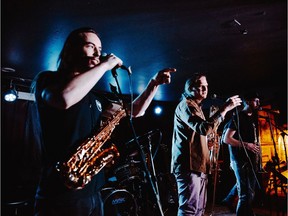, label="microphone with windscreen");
[100,53,132,75]
[210,94,226,100]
